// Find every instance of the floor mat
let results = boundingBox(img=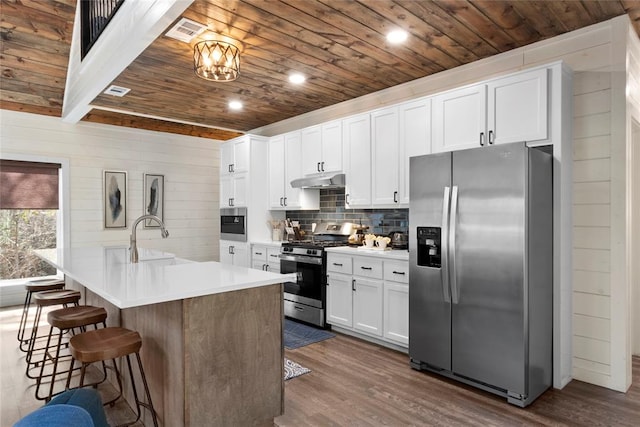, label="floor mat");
[284,358,310,381]
[284,319,335,350]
